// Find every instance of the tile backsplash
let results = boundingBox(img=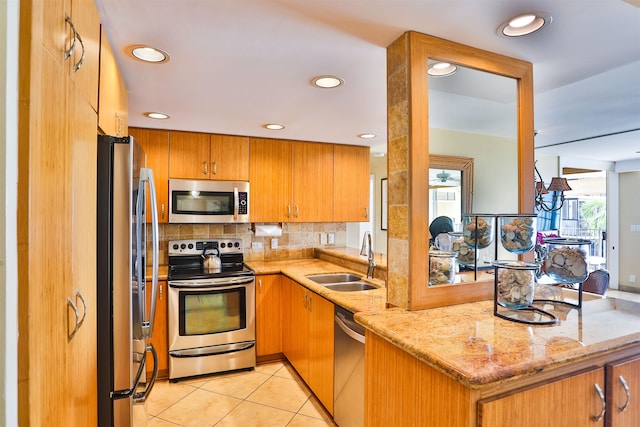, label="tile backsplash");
[148,222,348,265]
